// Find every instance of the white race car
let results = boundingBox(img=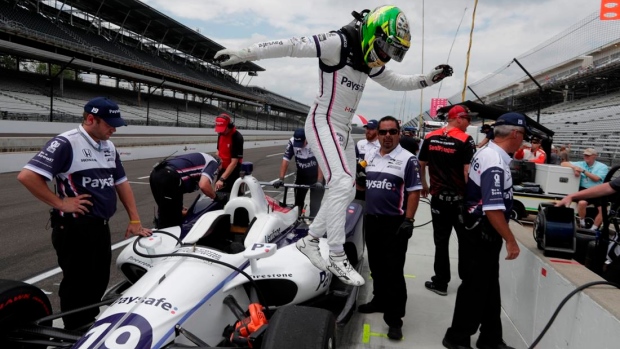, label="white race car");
[0,163,365,349]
